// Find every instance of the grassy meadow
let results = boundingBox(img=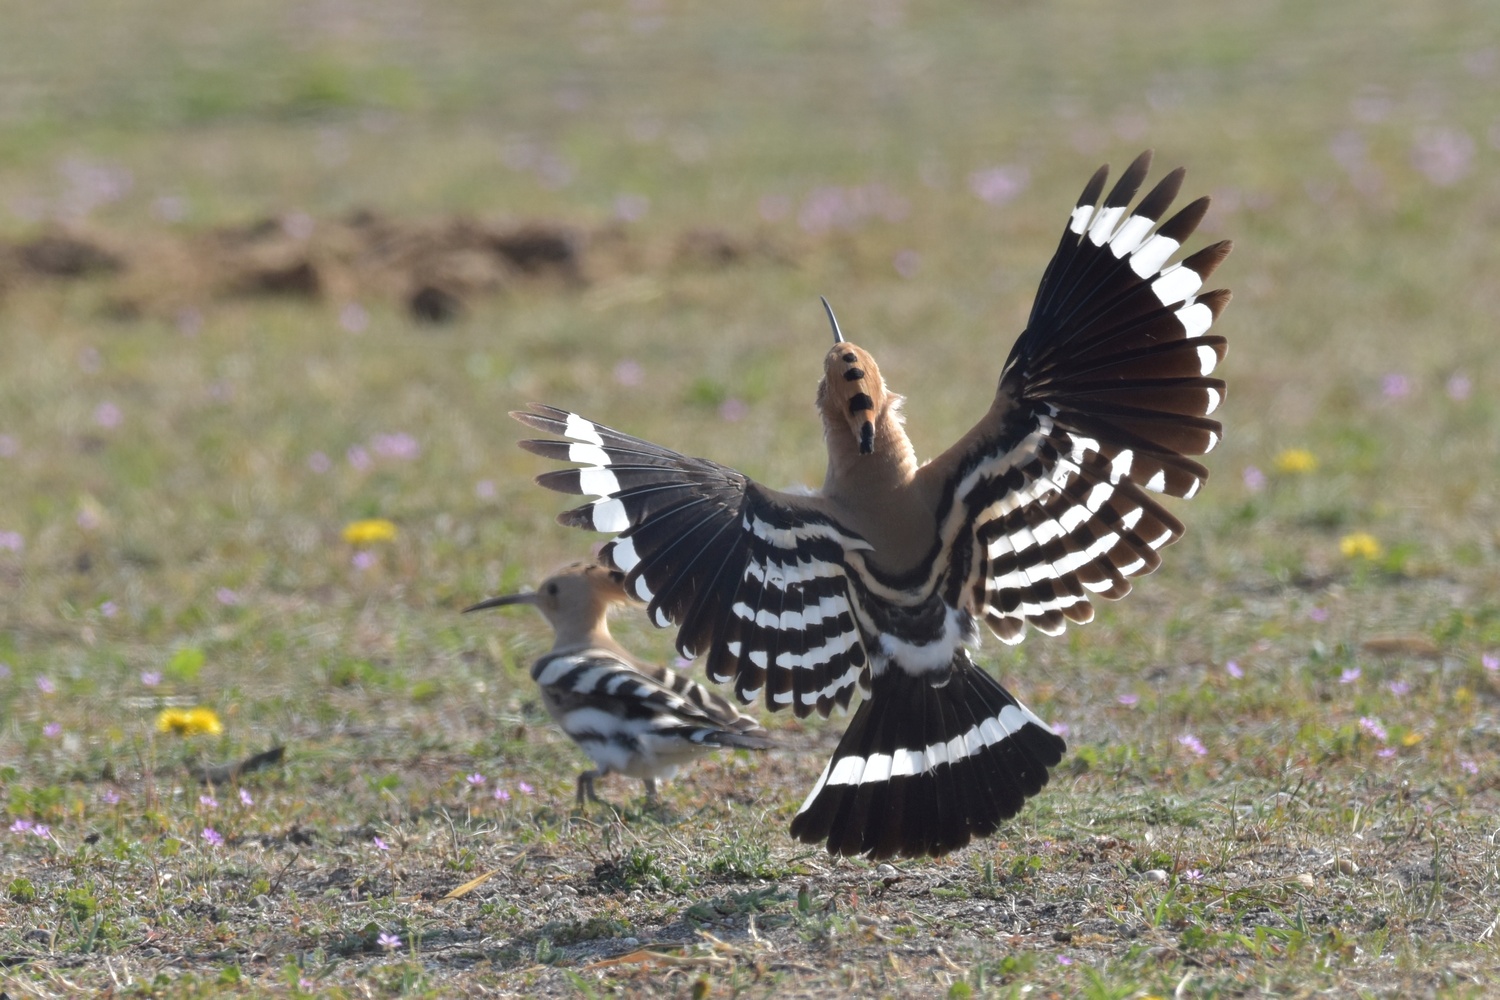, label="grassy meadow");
[3,0,1500,995]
